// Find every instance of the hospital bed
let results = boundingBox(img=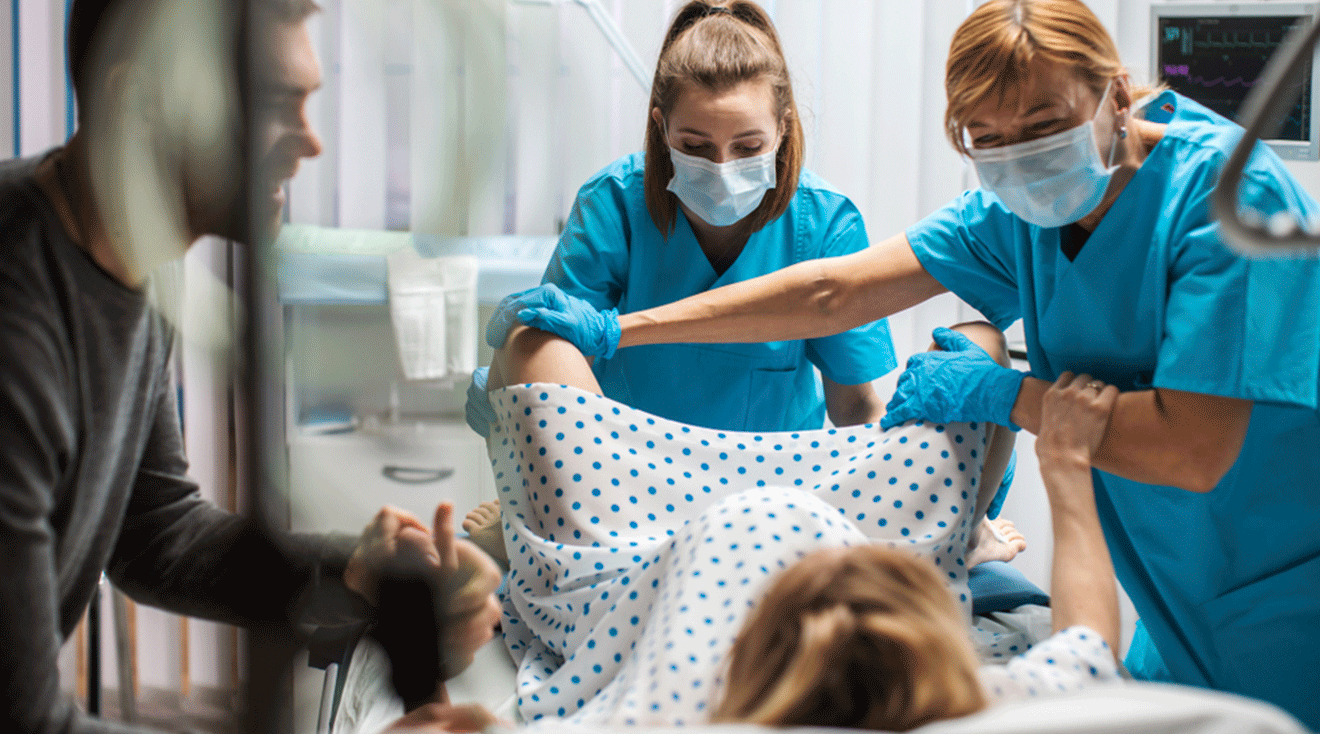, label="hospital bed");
[310,617,1311,734]
[276,232,1309,734]
[302,558,1310,734]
